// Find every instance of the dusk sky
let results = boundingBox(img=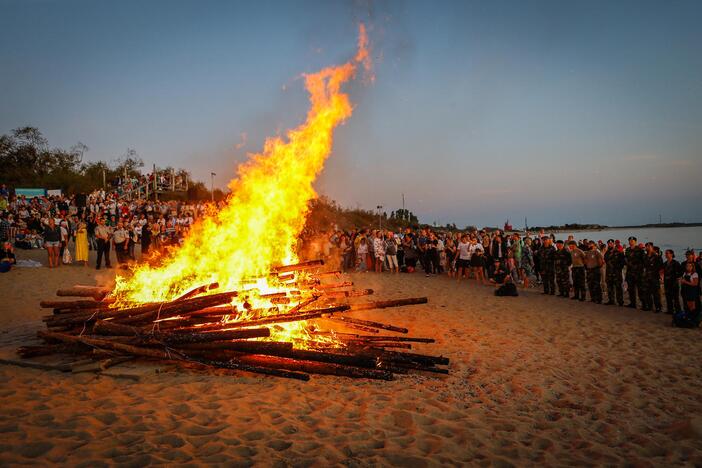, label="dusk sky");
[2,0,701,228]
